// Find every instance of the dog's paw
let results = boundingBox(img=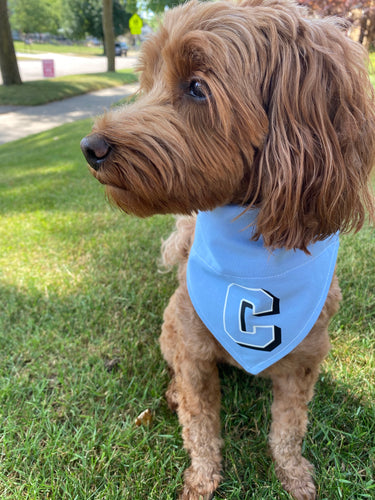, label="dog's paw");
[277,457,316,500]
[178,488,214,500]
[283,480,316,500]
[178,465,221,500]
